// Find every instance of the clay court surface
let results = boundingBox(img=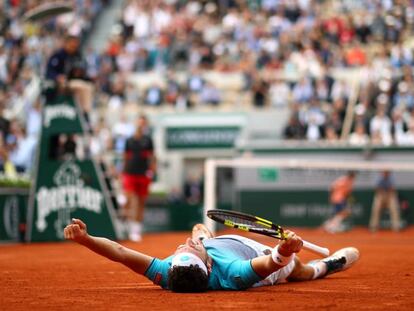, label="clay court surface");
[1,227,413,310]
